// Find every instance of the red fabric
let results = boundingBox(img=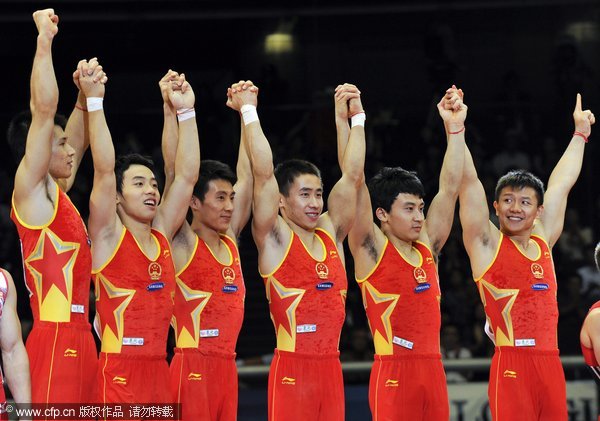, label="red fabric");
[99,353,170,404]
[170,349,237,421]
[359,240,441,355]
[262,229,347,354]
[488,347,566,421]
[267,349,344,421]
[26,321,98,404]
[11,185,92,323]
[369,354,448,421]
[94,228,175,356]
[477,234,558,350]
[173,234,244,353]
[581,300,600,366]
